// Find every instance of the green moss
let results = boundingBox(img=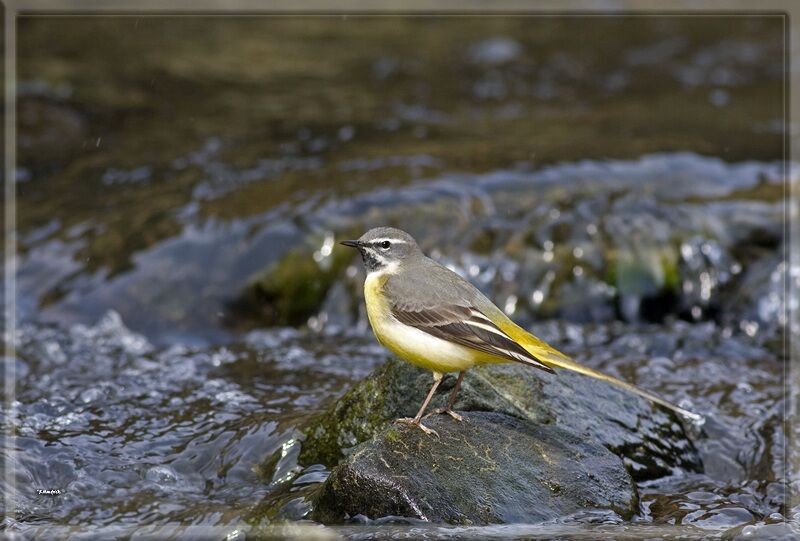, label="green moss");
[297,363,392,466]
[234,240,352,327]
[660,249,680,293]
[609,245,681,298]
[477,367,531,399]
[604,251,619,288]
